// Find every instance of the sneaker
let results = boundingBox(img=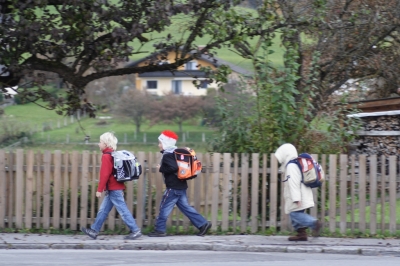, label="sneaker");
[81,227,98,240]
[312,220,322,237]
[148,230,167,237]
[197,222,211,236]
[124,230,142,240]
